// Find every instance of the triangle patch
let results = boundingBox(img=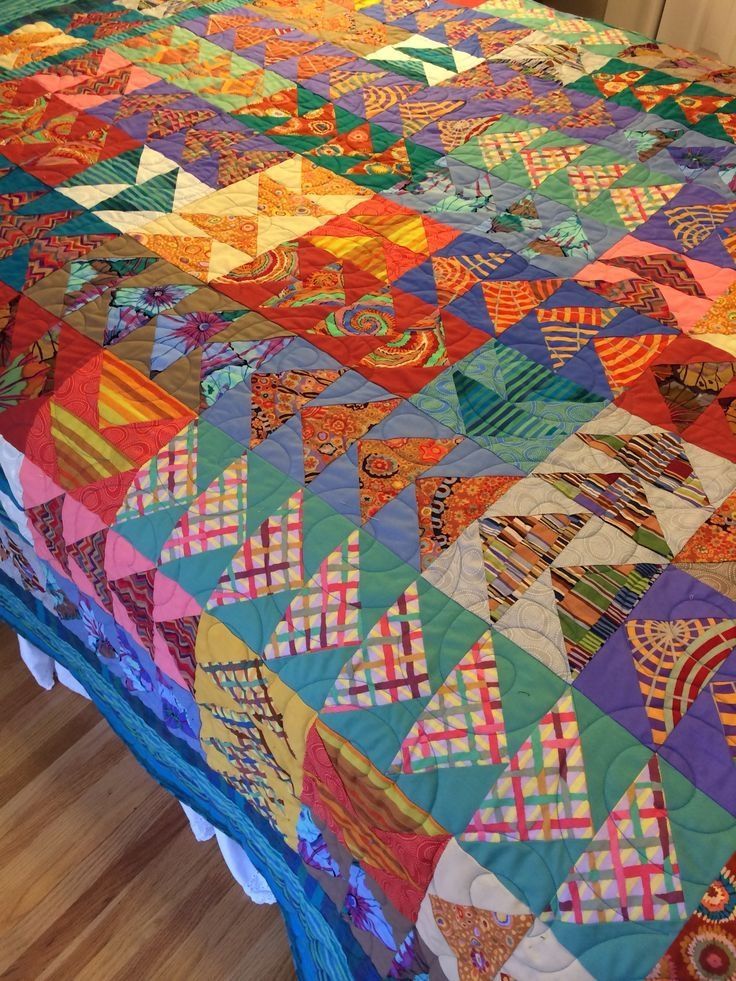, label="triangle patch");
[538,472,673,558]
[416,474,520,570]
[580,278,676,327]
[322,583,431,711]
[250,368,344,447]
[67,528,113,612]
[477,126,547,169]
[554,756,686,924]
[436,114,499,153]
[647,848,736,979]
[677,488,736,562]
[301,398,401,483]
[627,618,736,744]
[480,512,590,622]
[159,456,248,564]
[481,279,564,334]
[262,530,361,660]
[604,252,706,298]
[593,333,673,393]
[208,489,304,606]
[389,631,506,774]
[430,895,533,977]
[711,680,736,764]
[527,216,594,261]
[157,614,199,688]
[463,690,593,841]
[116,421,198,524]
[569,163,633,208]
[537,305,619,369]
[652,360,736,433]
[631,82,688,111]
[99,168,178,214]
[520,143,587,189]
[109,568,156,654]
[623,127,682,163]
[664,202,736,250]
[358,436,462,523]
[552,563,664,677]
[27,493,68,572]
[593,71,647,99]
[609,184,684,230]
[577,432,709,508]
